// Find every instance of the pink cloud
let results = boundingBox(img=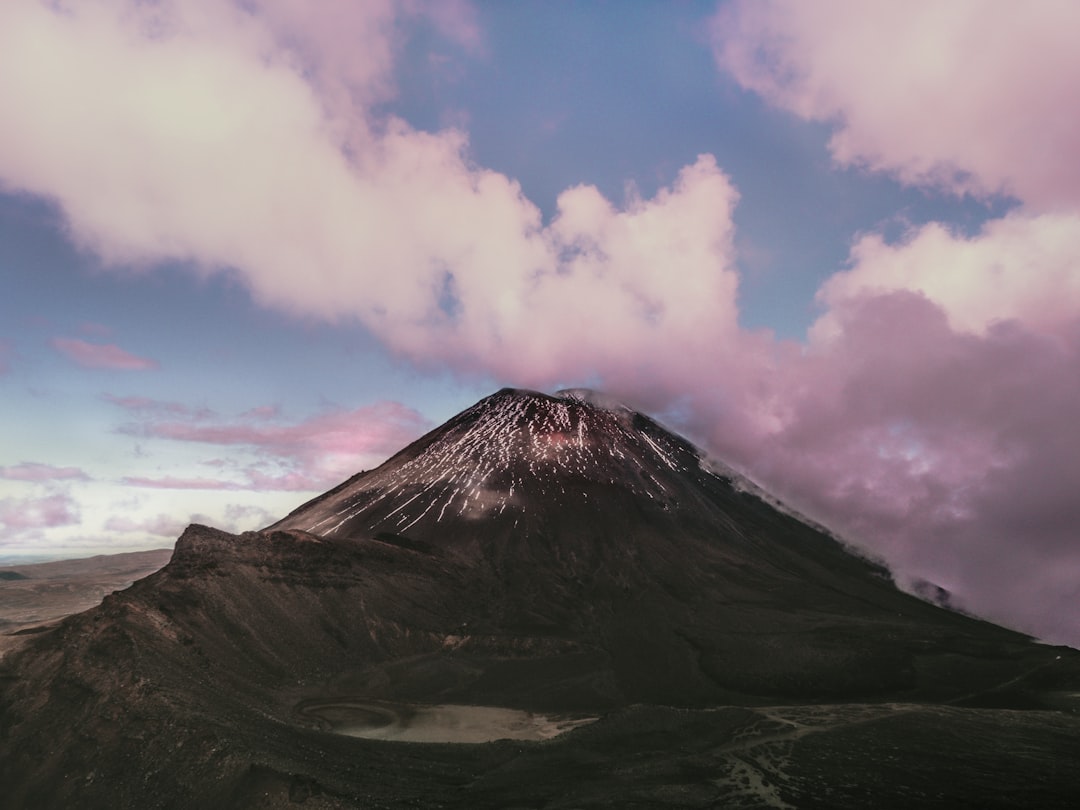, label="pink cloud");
[240,404,280,420]
[122,401,429,491]
[79,321,113,337]
[418,0,484,54]
[242,468,330,492]
[52,338,158,371]
[120,476,242,491]
[0,463,89,482]
[569,228,1080,647]
[134,401,425,451]
[223,503,277,528]
[104,394,212,419]
[105,513,187,536]
[690,2,1080,645]
[813,212,1080,341]
[0,492,80,531]
[0,339,11,373]
[711,1,1080,210]
[0,2,742,388]
[733,295,1080,645]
